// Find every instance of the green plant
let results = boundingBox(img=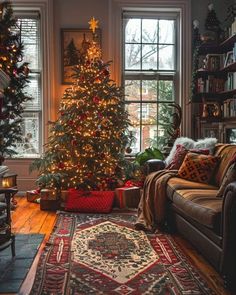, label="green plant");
[134,147,164,166]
